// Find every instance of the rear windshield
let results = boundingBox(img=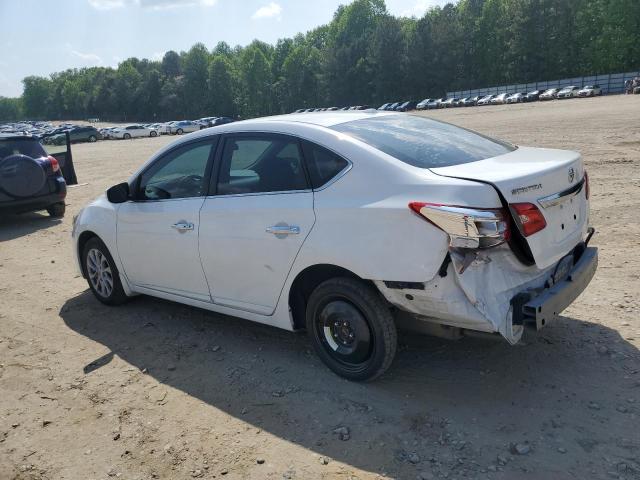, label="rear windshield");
[331,115,515,168]
[0,138,47,160]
